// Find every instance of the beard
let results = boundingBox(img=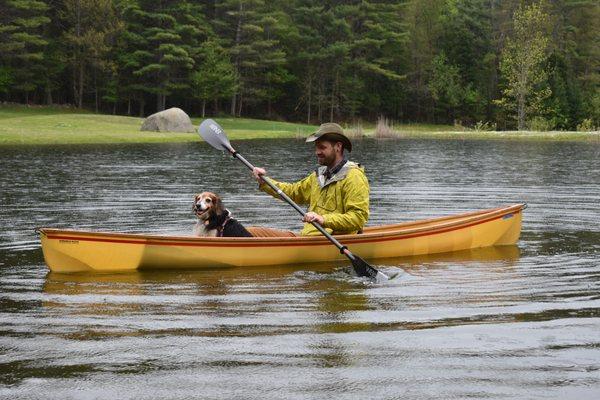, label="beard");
[317,152,336,167]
